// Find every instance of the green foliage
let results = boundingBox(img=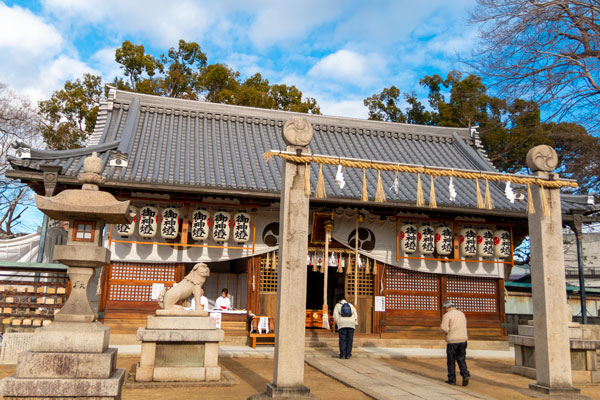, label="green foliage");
[197,63,240,103]
[39,40,321,150]
[160,40,207,99]
[363,86,406,122]
[364,70,600,193]
[114,41,161,93]
[38,74,103,150]
[111,39,320,113]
